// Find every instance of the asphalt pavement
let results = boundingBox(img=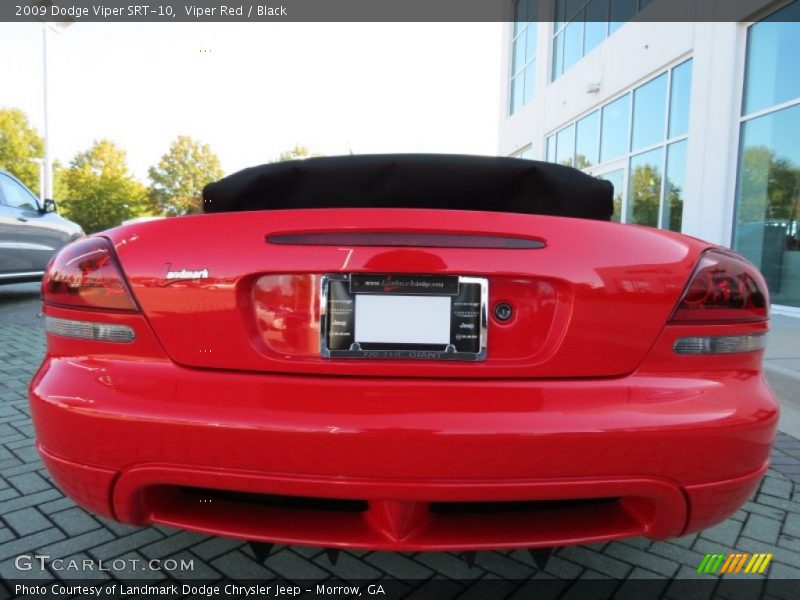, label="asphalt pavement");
[0,283,40,327]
